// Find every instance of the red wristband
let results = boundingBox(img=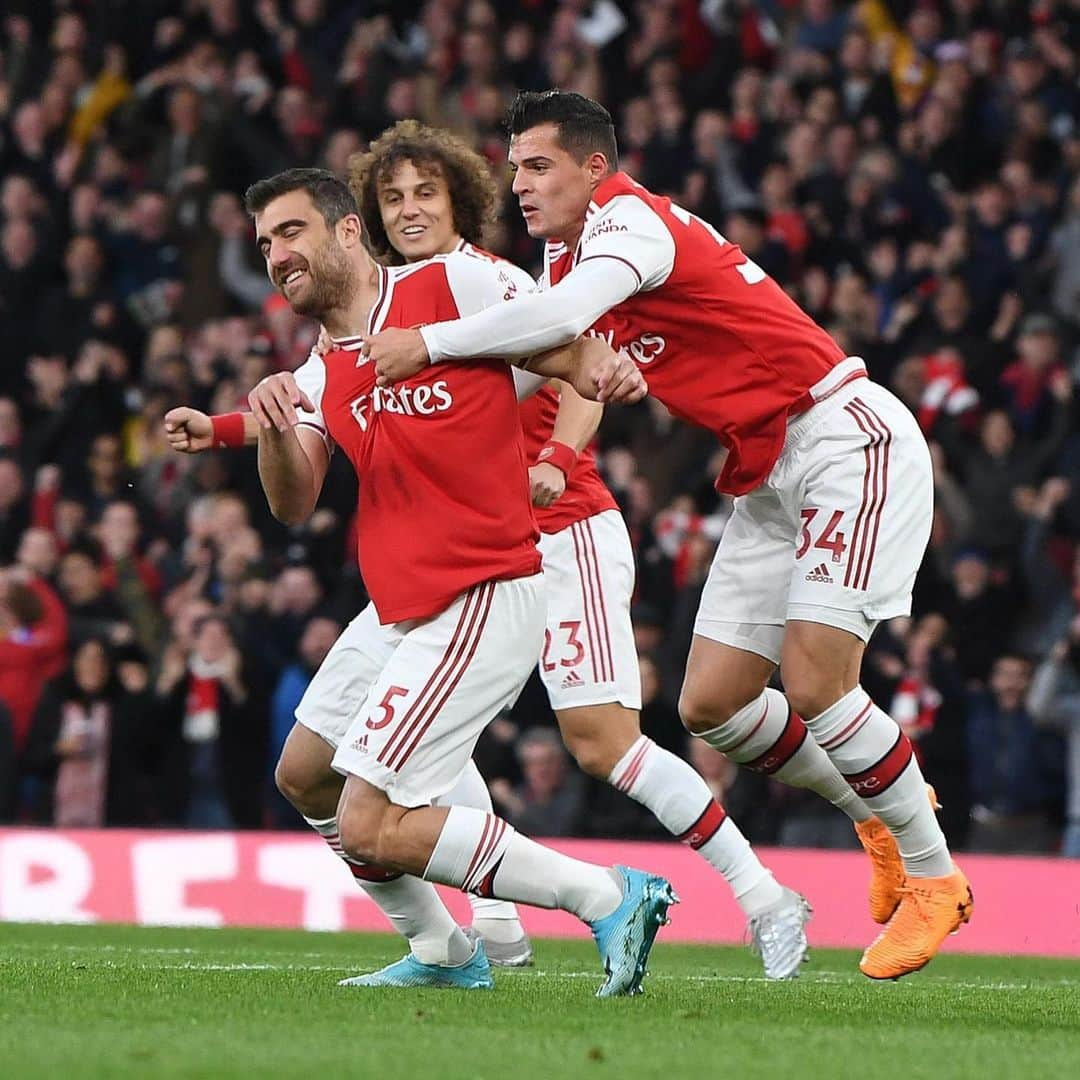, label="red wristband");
[210,412,246,449]
[535,440,578,478]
